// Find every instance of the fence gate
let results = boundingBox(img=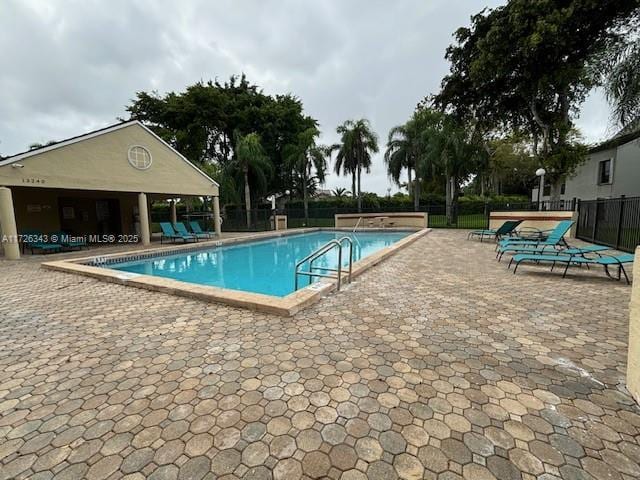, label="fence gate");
[576,196,640,252]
